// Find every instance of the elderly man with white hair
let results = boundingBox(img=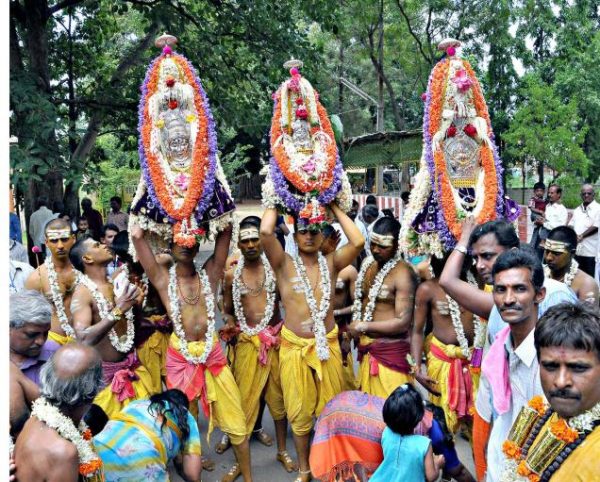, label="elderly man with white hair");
[9,290,53,385]
[14,343,105,481]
